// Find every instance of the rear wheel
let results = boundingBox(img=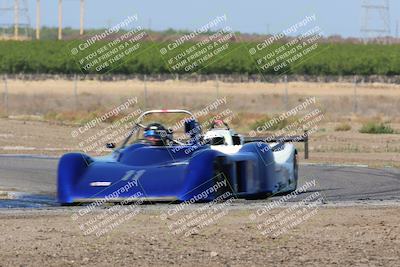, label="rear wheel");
[292,152,299,191]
